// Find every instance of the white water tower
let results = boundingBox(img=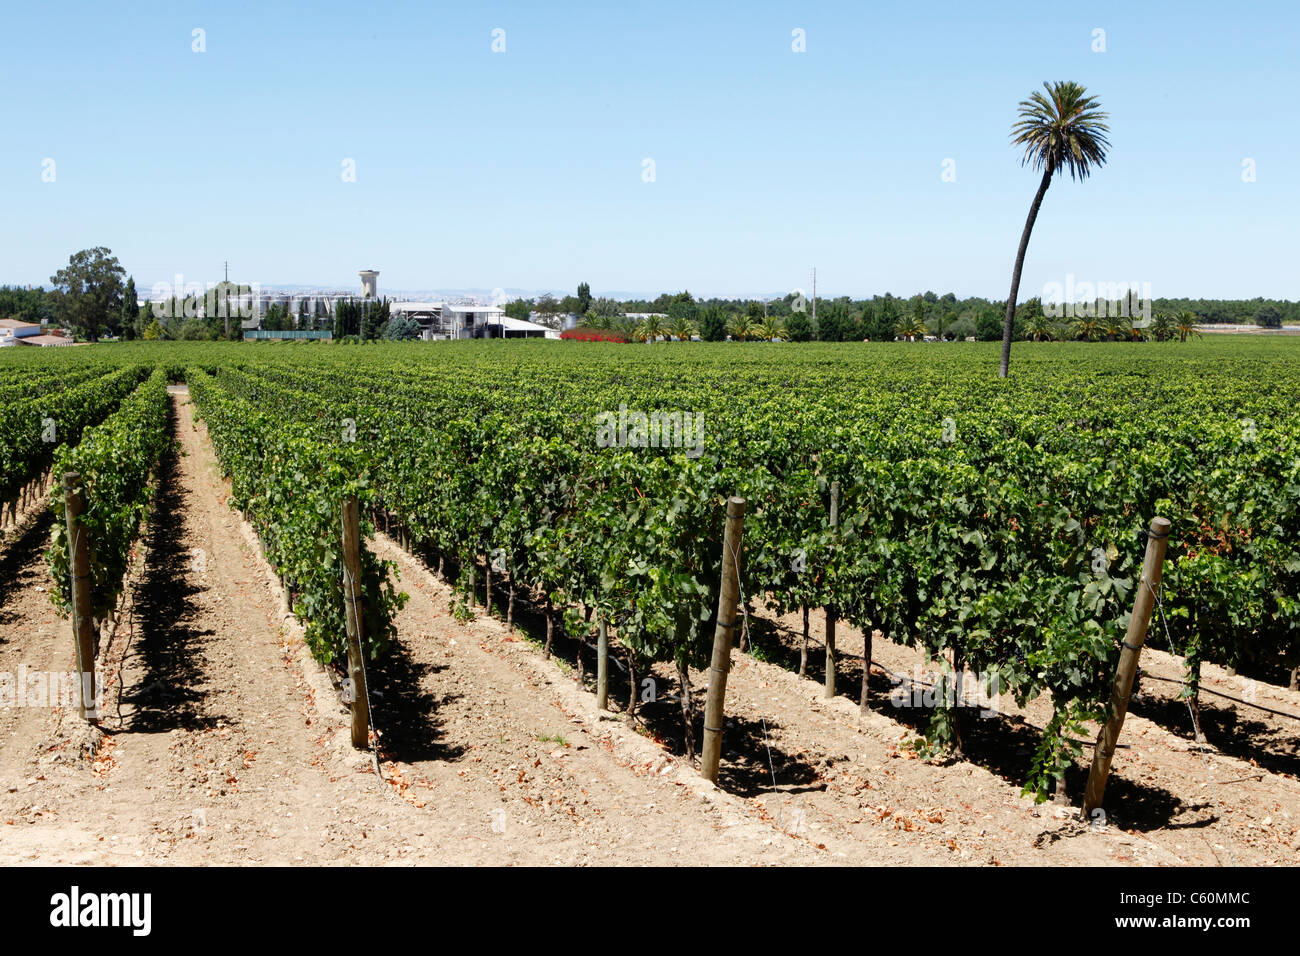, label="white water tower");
[359,270,379,298]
